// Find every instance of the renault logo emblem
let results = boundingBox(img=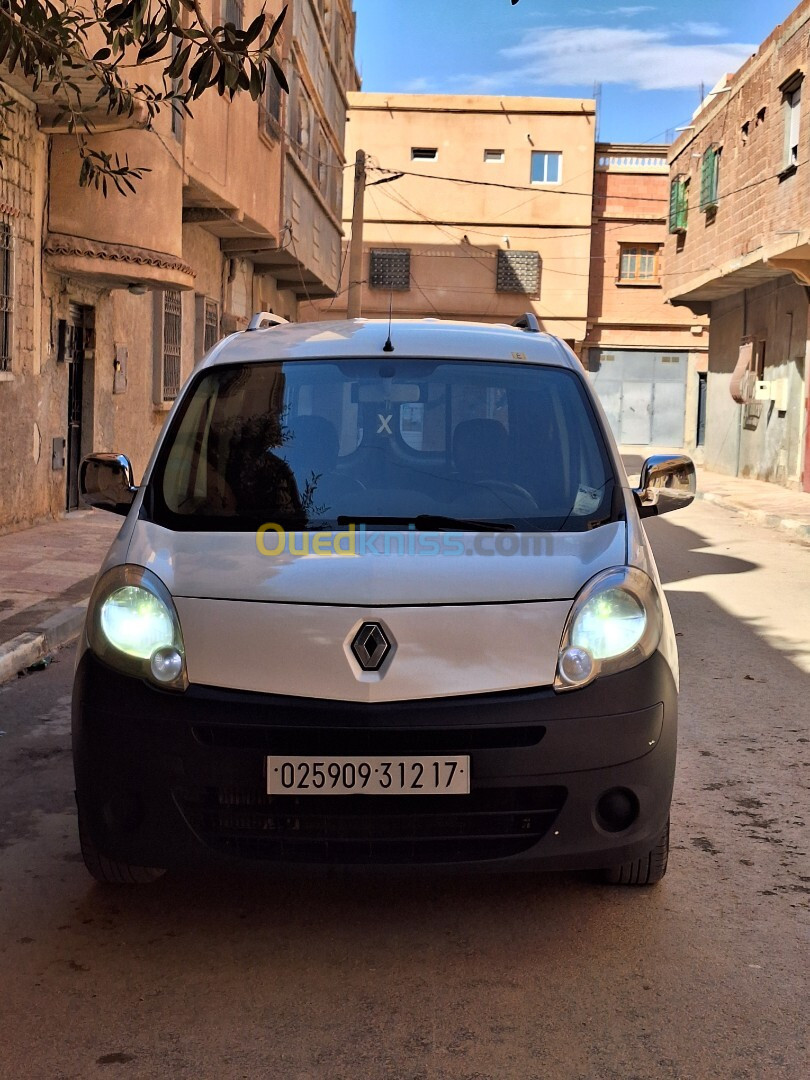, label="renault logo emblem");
[351,622,392,672]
